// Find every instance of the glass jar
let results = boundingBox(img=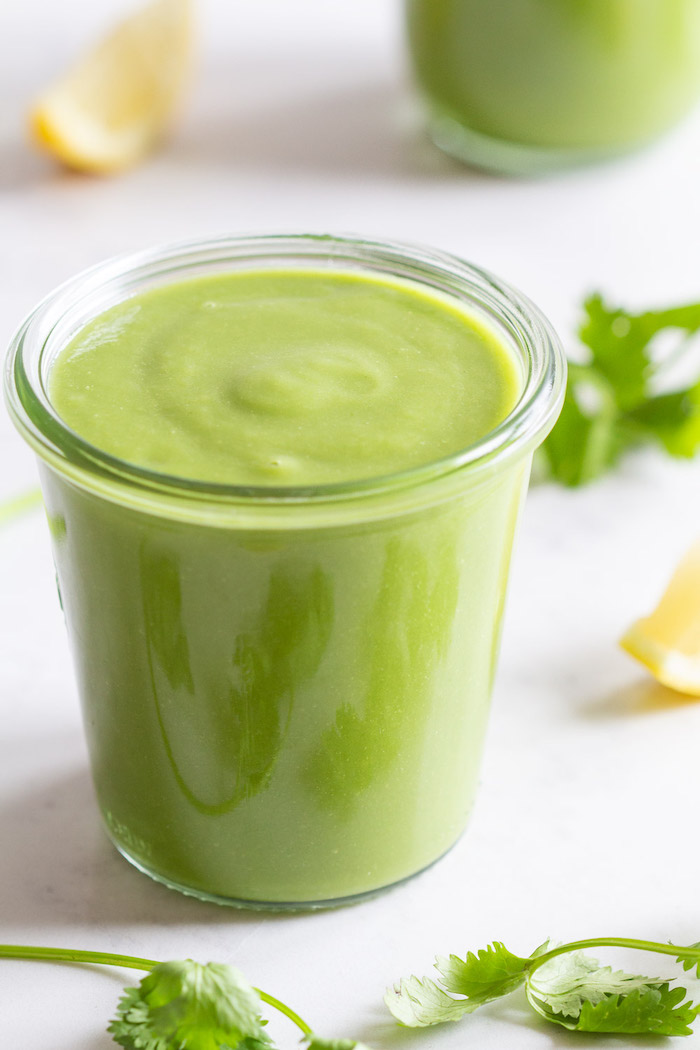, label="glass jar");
[405,0,700,174]
[4,234,564,908]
